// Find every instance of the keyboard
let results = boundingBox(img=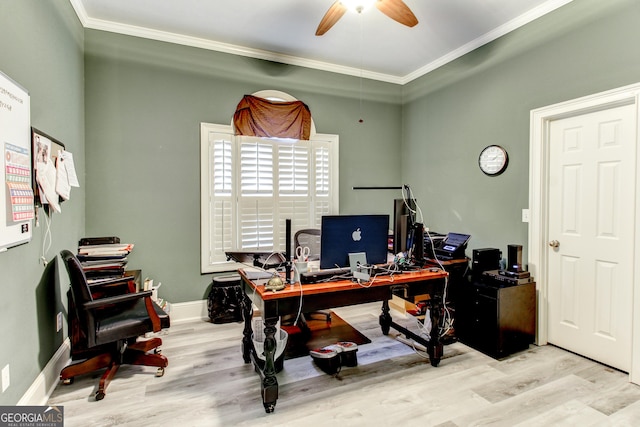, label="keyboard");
[300,267,351,284]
